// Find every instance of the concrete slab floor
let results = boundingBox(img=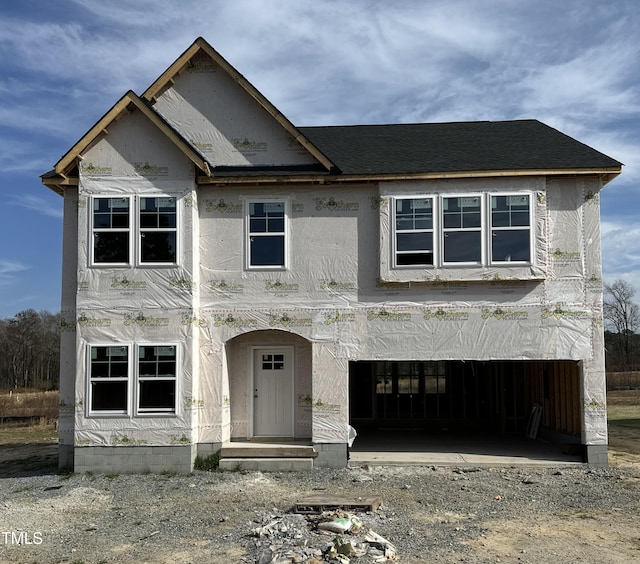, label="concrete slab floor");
[349,429,584,467]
